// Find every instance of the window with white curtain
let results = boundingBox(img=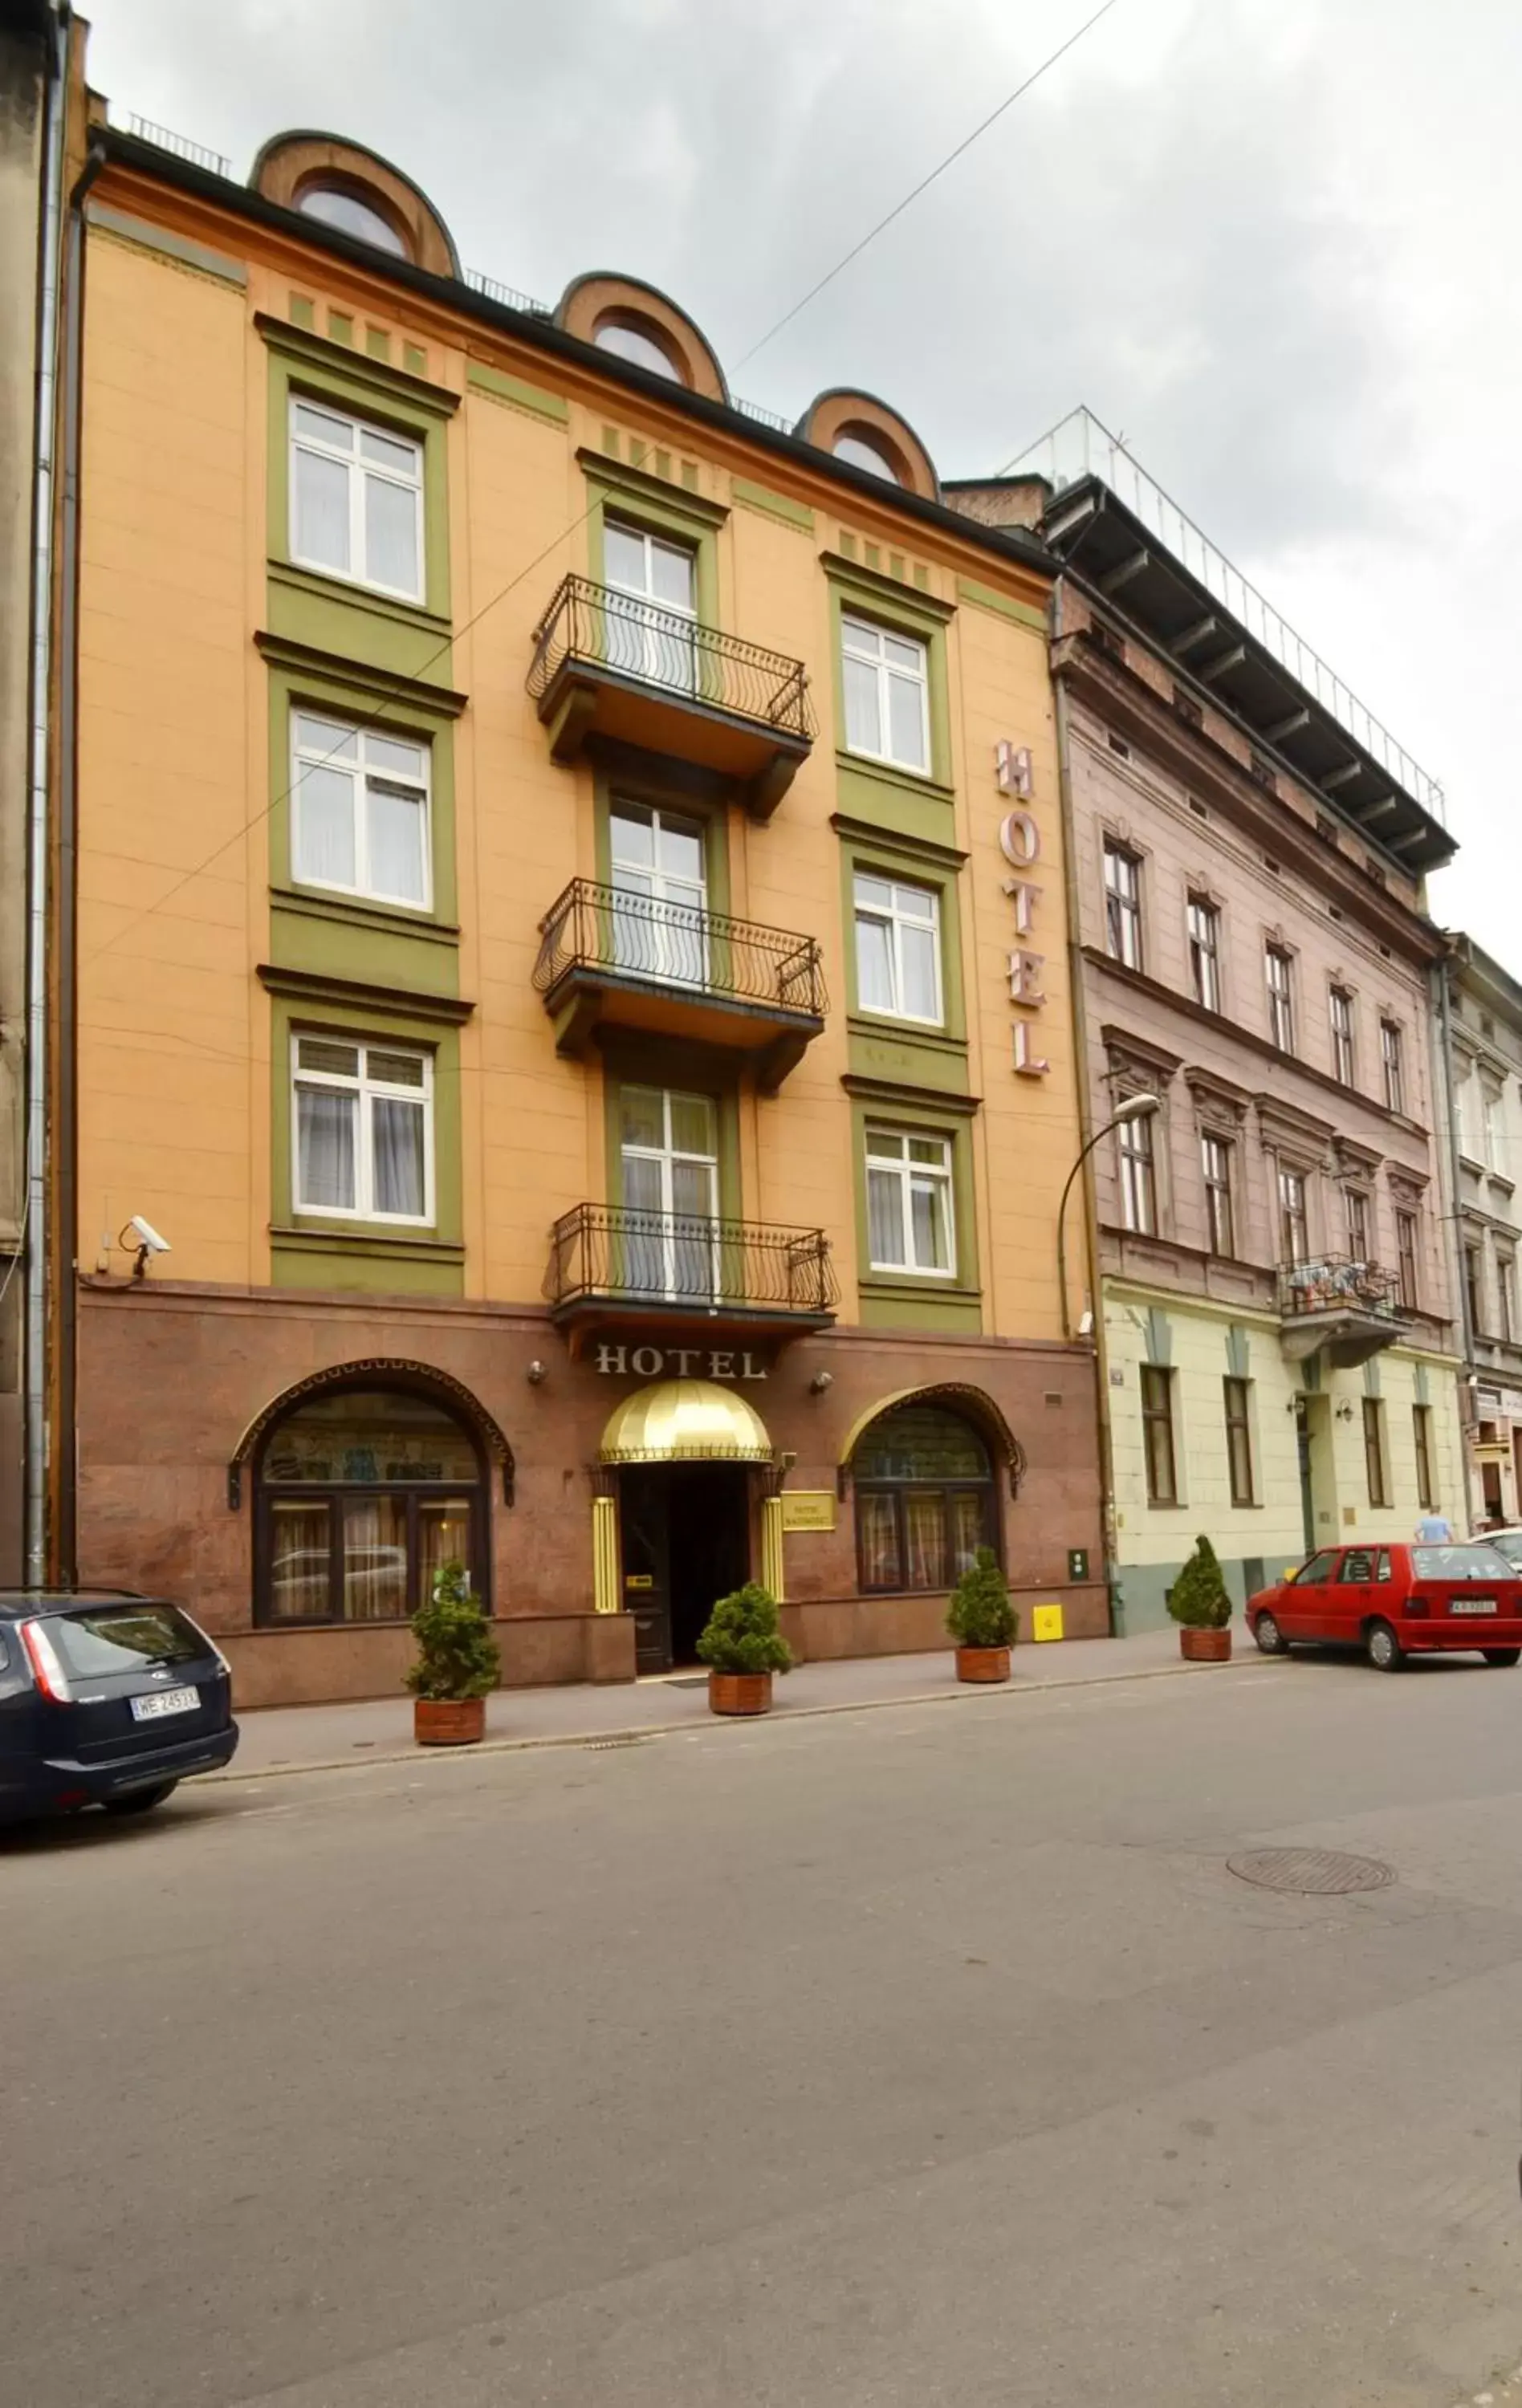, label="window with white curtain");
[840,615,930,772]
[292,1036,432,1224]
[290,399,423,599]
[291,713,430,908]
[853,872,942,1022]
[865,1126,954,1275]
